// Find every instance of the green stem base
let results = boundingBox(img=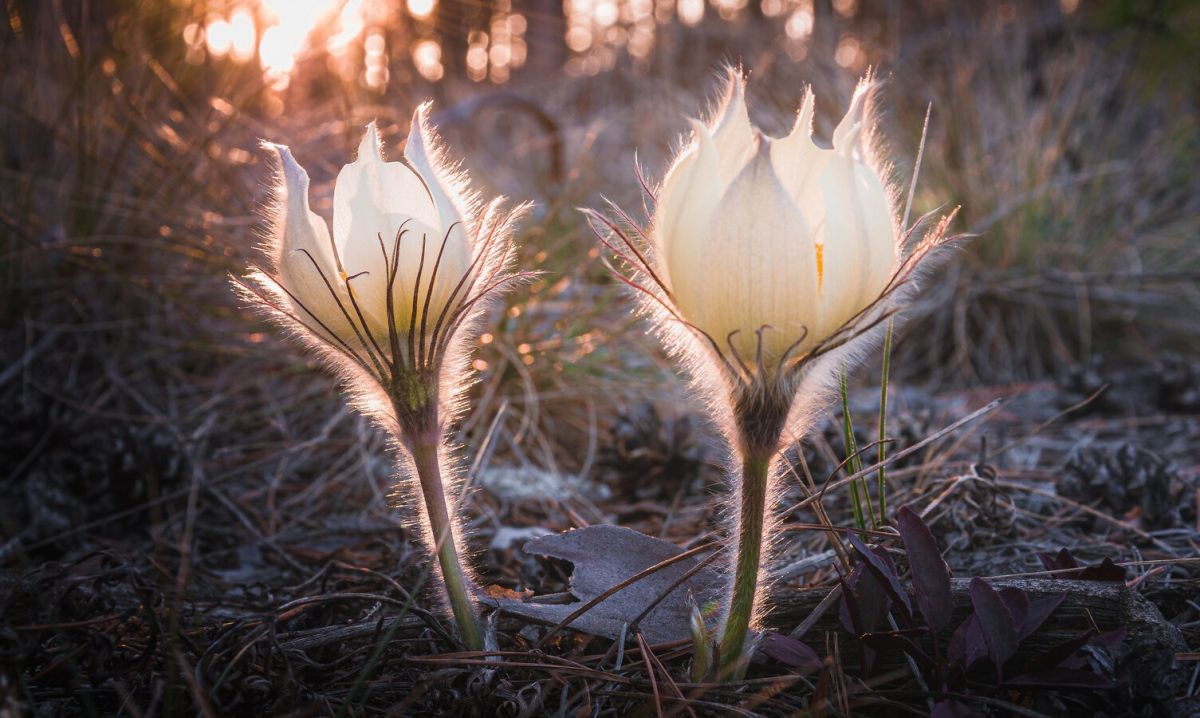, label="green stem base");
[410,431,483,651]
[718,453,772,680]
